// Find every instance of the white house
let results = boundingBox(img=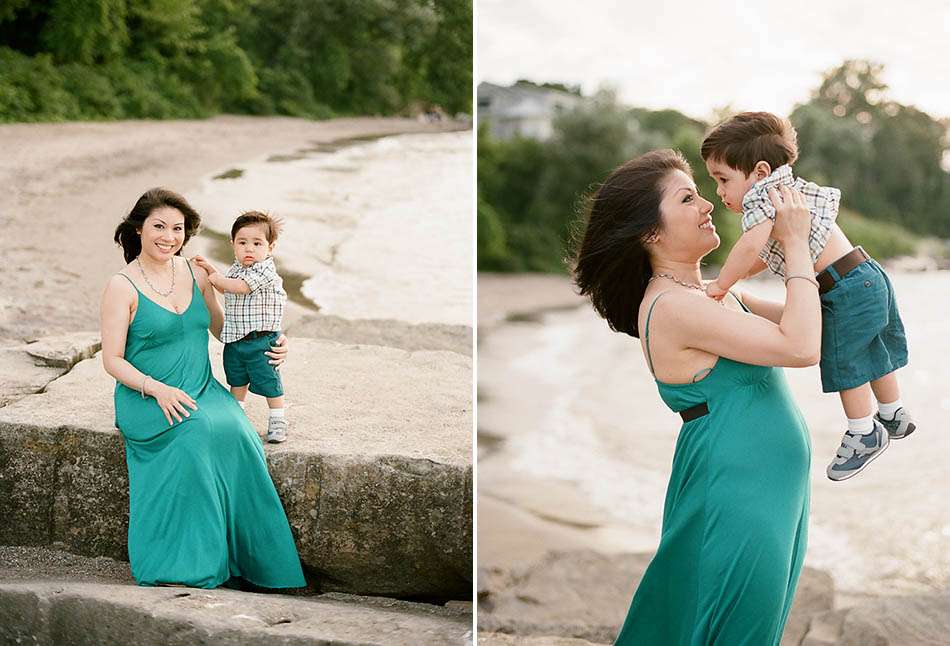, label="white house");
[477,82,583,141]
